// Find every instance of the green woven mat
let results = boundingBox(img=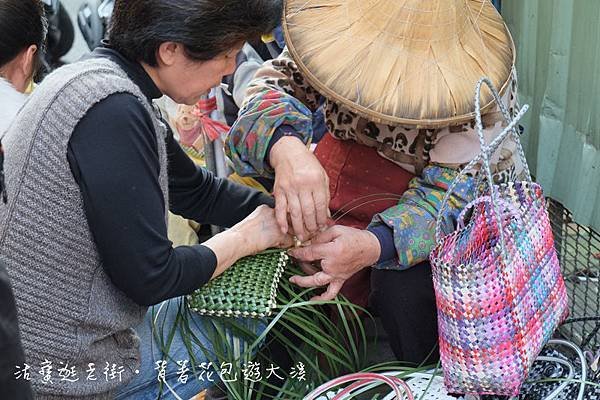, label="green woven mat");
[187,250,289,318]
